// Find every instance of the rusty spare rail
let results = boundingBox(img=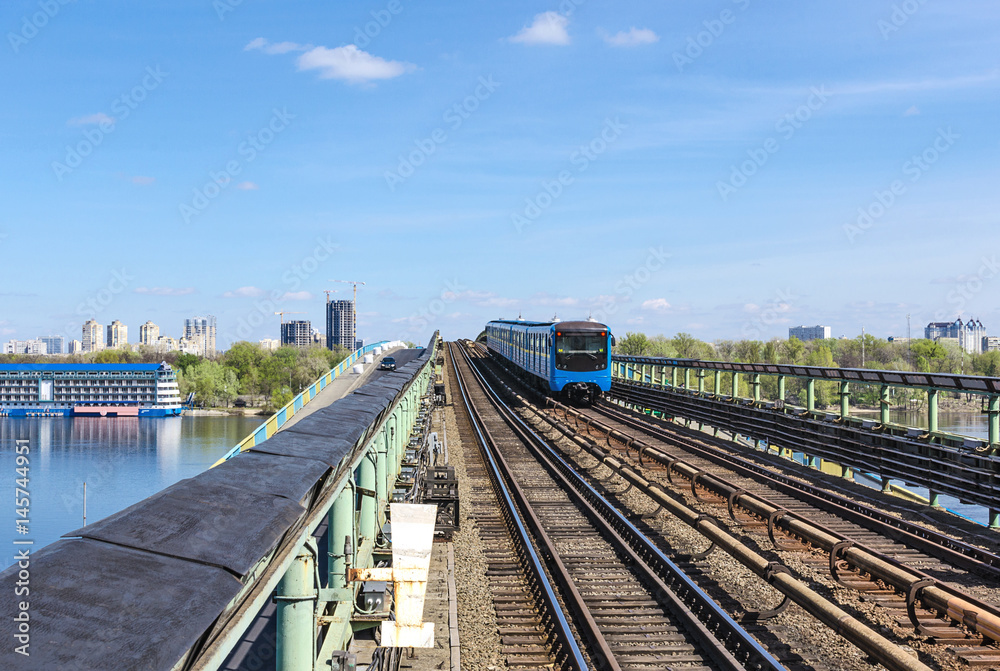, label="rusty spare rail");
[596,401,1000,580]
[546,397,1000,649]
[461,355,935,671]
